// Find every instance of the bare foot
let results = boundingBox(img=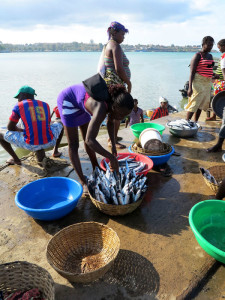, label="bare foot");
[6,158,21,165]
[206,145,222,153]
[52,152,62,158]
[108,142,126,149]
[82,184,89,196]
[206,116,216,121]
